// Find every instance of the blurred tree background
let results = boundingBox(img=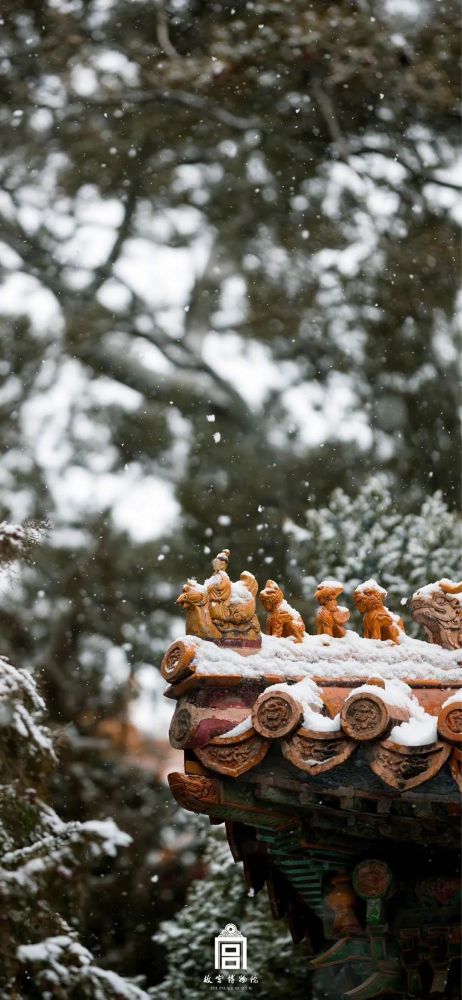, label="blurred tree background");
[0,0,460,994]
